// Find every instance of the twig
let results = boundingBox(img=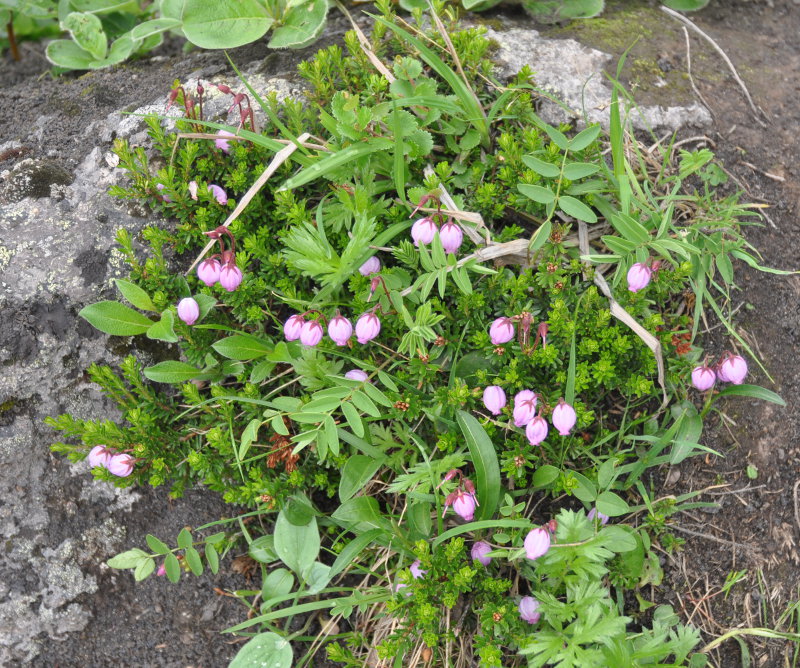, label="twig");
[422,165,489,245]
[681,27,714,120]
[185,132,310,275]
[793,480,800,537]
[740,160,786,182]
[334,0,396,83]
[670,524,759,554]
[661,5,767,127]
